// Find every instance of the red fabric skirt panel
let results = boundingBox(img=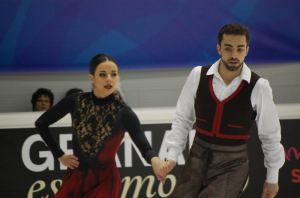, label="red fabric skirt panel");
[54,162,121,198]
